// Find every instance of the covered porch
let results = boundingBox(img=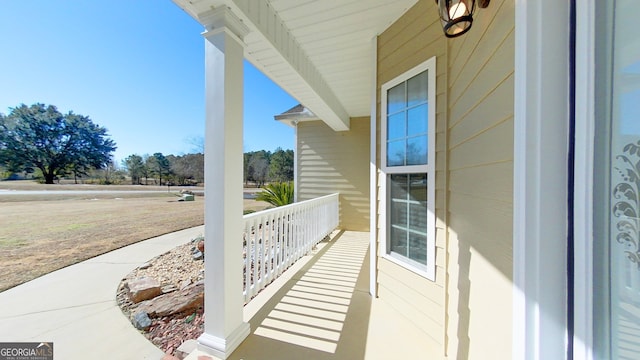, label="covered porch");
[168,0,415,357]
[186,230,429,360]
